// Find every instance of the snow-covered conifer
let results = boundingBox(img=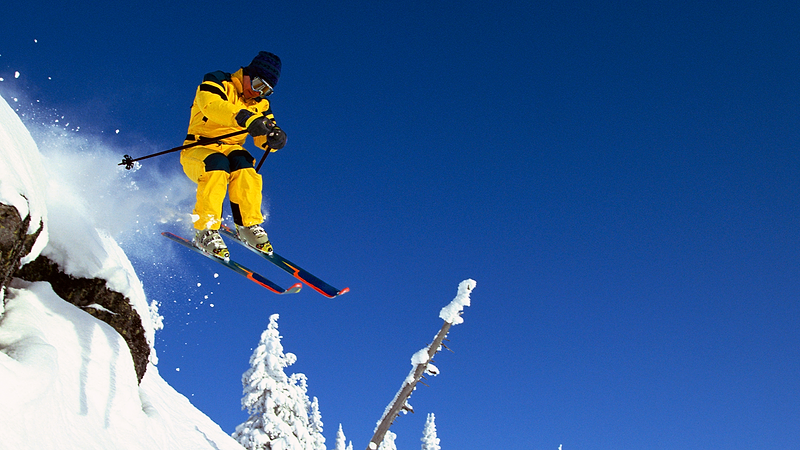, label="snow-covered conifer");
[421,413,440,450]
[335,424,347,450]
[334,423,355,450]
[378,430,397,450]
[232,314,325,450]
[309,396,326,450]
